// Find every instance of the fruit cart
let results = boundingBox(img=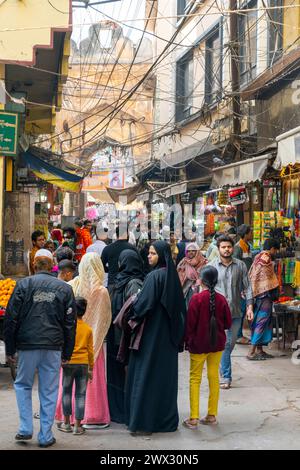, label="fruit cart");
[0,279,17,380]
